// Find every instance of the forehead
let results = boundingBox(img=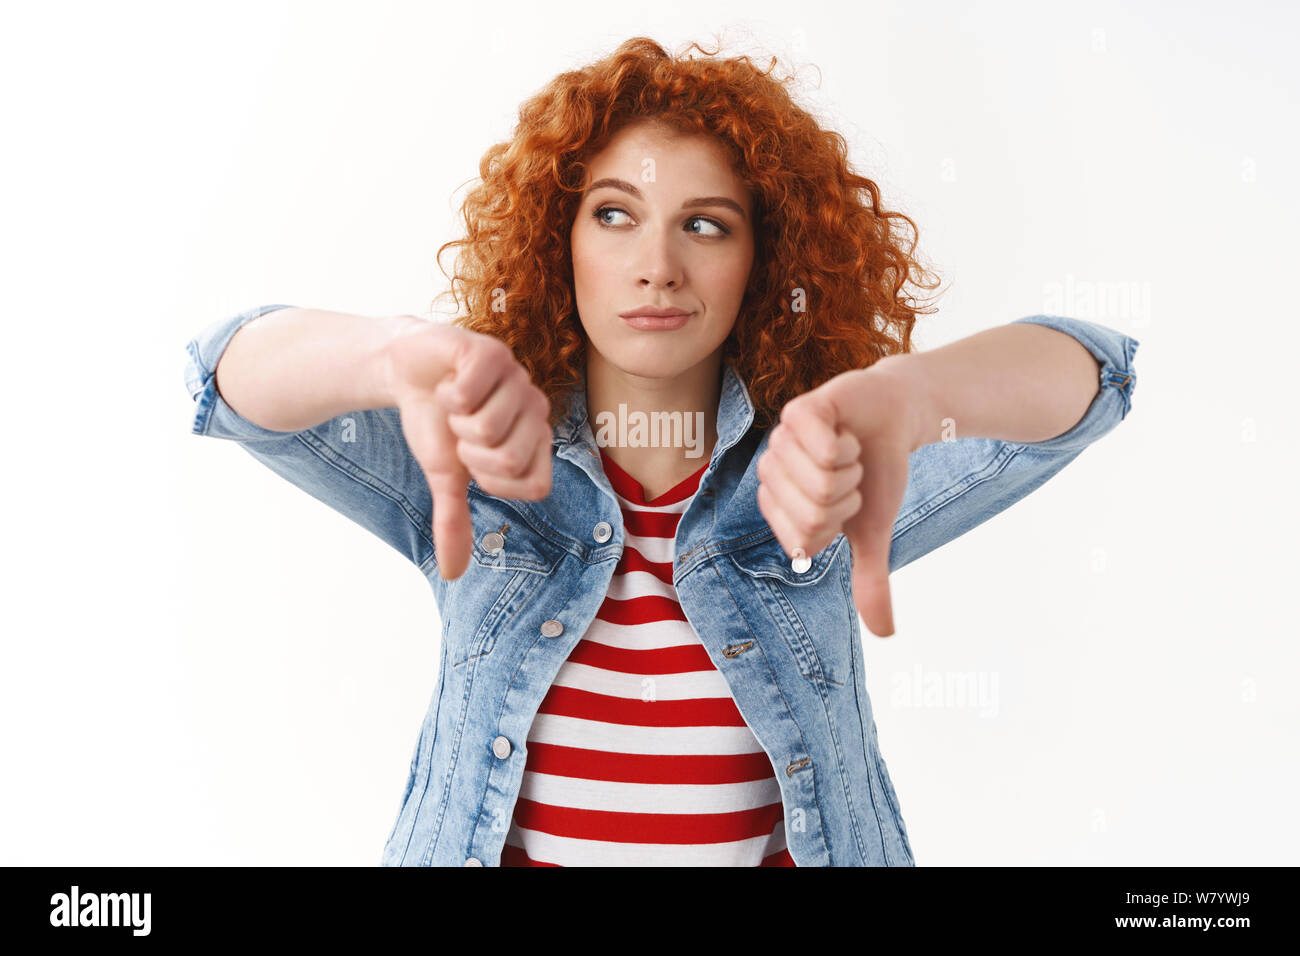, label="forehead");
[586,121,741,185]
